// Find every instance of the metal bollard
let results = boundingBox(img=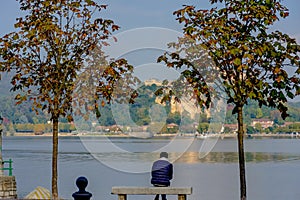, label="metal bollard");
[72,176,92,200]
